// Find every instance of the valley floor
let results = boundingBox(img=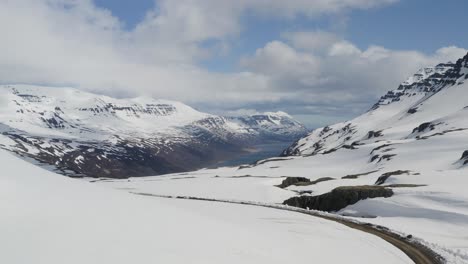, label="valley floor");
[1,149,413,264]
[95,146,468,263]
